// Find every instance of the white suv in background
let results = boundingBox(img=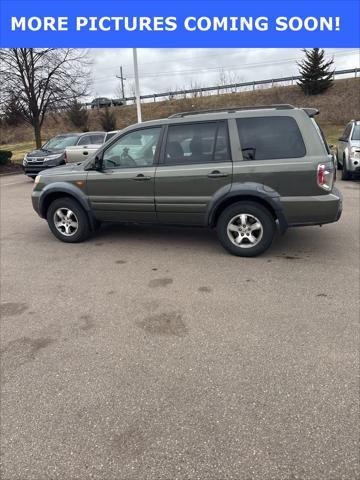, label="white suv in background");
[336,120,360,180]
